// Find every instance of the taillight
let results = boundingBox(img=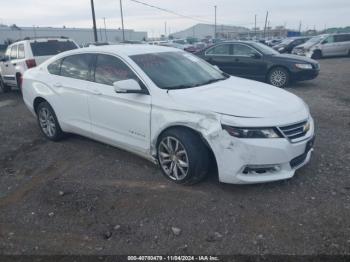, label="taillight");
[25,59,37,69]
